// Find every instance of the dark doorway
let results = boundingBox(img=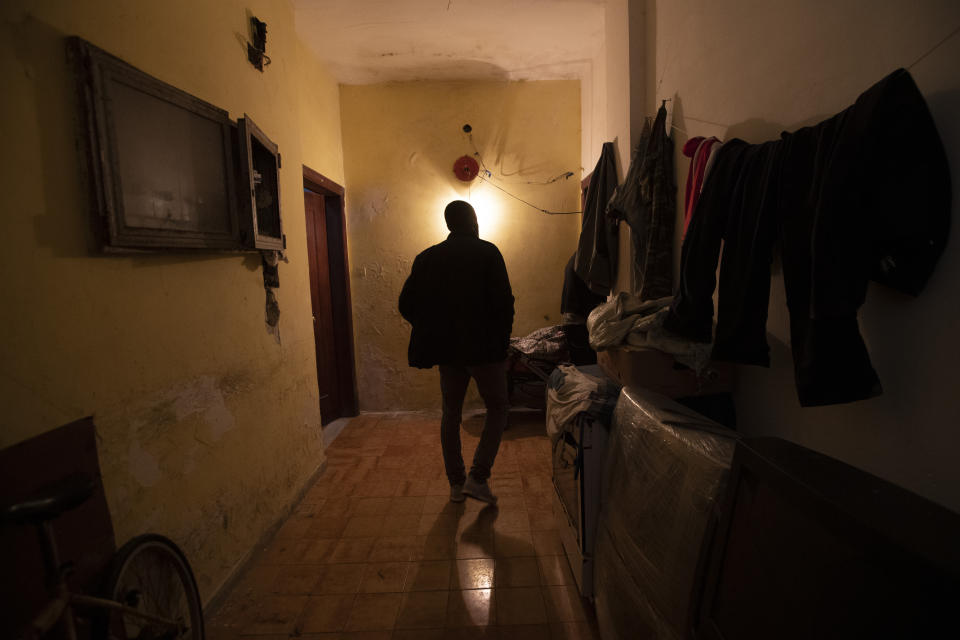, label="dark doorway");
[303,166,358,425]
